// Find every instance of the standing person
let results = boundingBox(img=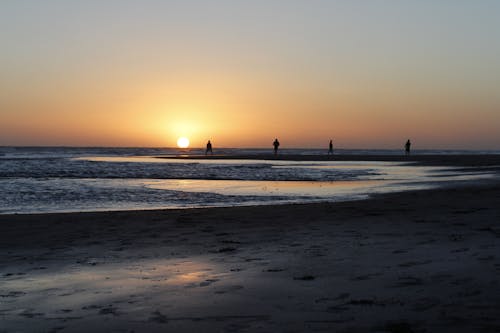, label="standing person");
[206,140,213,155]
[273,138,280,155]
[405,139,411,155]
[328,139,333,155]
